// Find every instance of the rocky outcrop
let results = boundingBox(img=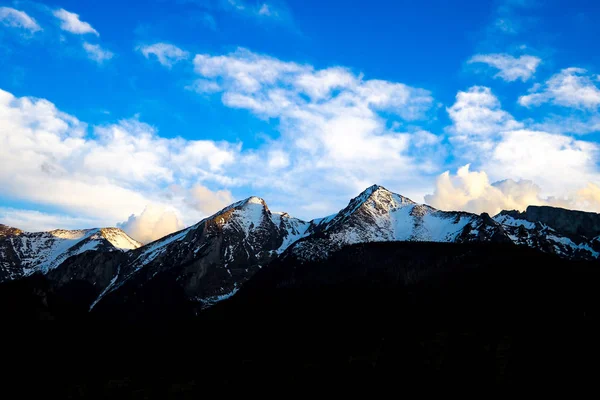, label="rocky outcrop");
[0,224,22,239]
[526,206,600,239]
